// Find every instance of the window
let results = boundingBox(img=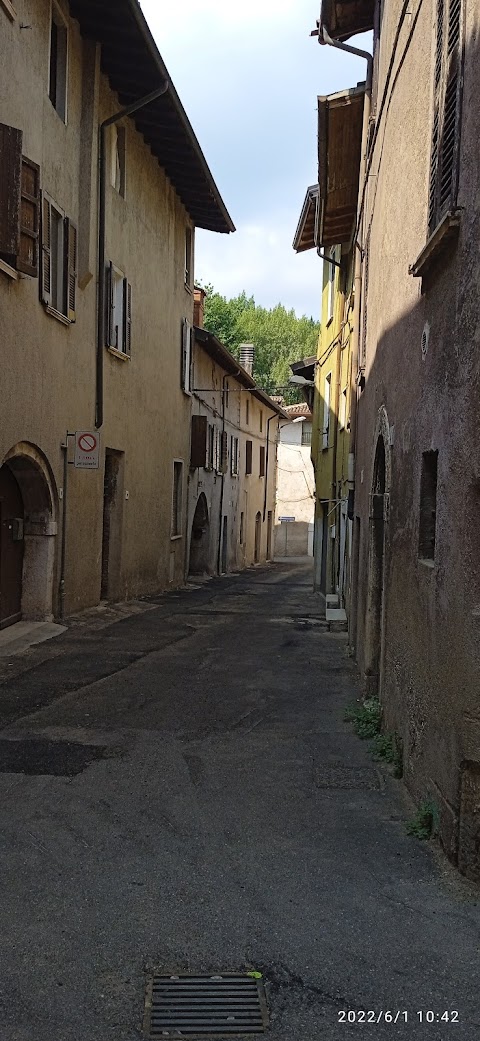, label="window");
[322,374,331,449]
[246,398,250,425]
[110,125,126,197]
[302,421,313,446]
[41,193,77,321]
[327,247,336,323]
[49,2,68,122]
[339,389,347,431]
[171,460,183,538]
[245,440,253,475]
[259,410,263,433]
[230,436,239,476]
[219,431,228,474]
[0,125,40,277]
[419,451,438,560]
[181,318,192,391]
[239,512,245,545]
[190,415,207,468]
[206,424,215,471]
[106,262,131,353]
[259,445,266,477]
[185,226,192,287]
[428,0,463,233]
